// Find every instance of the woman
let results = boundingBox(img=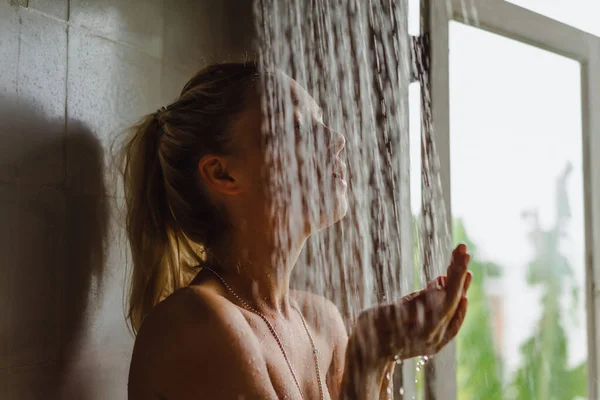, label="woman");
[123,63,471,399]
